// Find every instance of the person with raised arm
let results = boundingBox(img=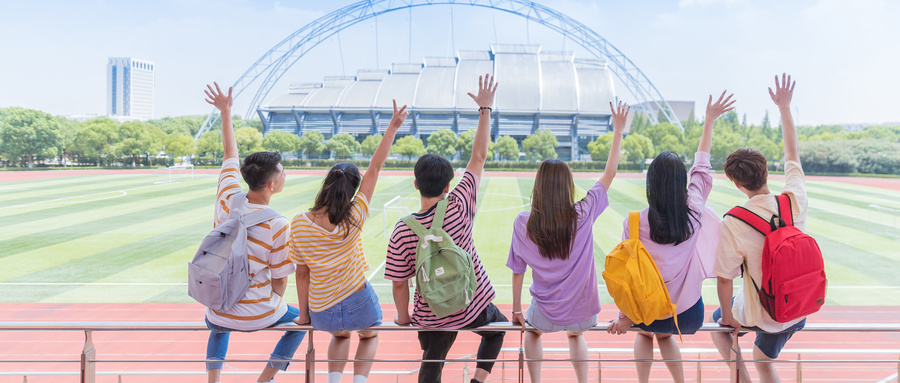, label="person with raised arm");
[384,75,504,383]
[202,83,305,383]
[507,101,628,383]
[289,101,408,383]
[606,91,734,383]
[711,74,808,383]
